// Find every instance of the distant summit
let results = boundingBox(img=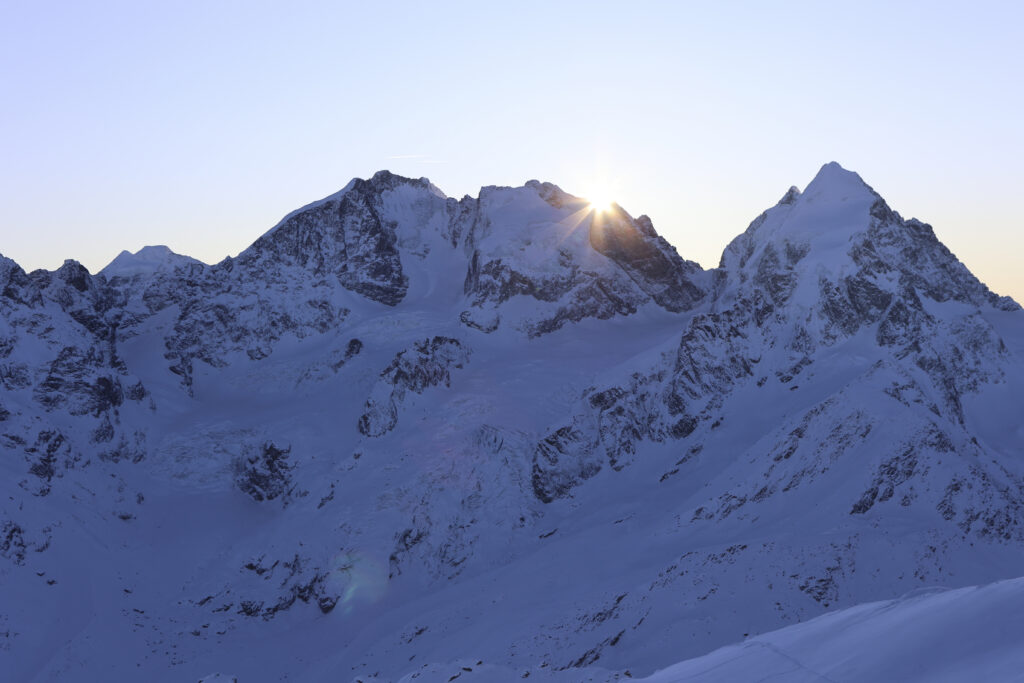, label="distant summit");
[100,244,203,278]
